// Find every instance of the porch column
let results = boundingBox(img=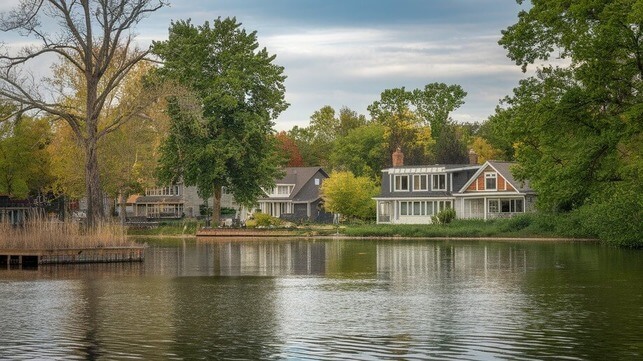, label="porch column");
[483,197,487,221]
